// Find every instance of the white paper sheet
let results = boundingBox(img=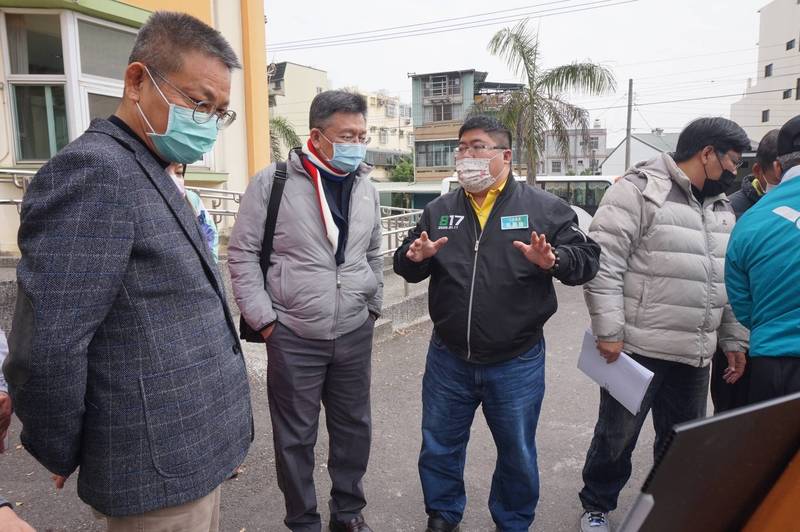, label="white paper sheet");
[578,329,655,415]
